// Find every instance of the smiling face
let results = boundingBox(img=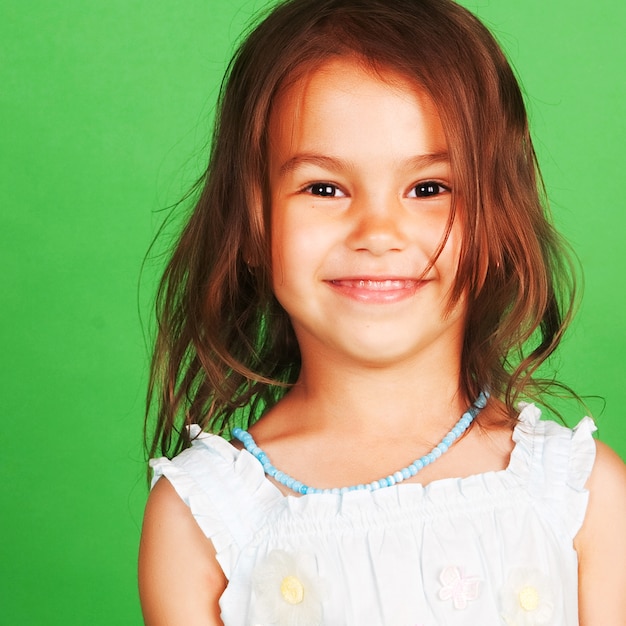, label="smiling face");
[267,56,466,371]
